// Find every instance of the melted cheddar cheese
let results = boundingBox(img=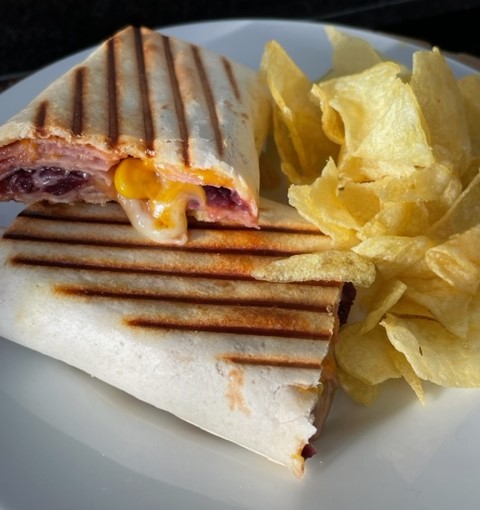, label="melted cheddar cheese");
[114,158,206,229]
